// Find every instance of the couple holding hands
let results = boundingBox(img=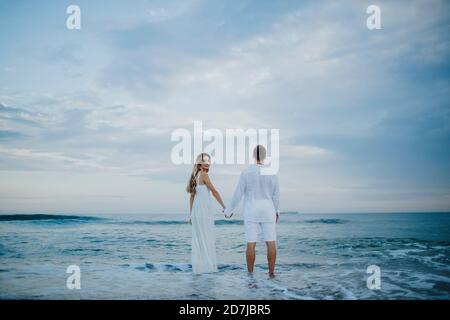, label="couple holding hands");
[187,145,280,276]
